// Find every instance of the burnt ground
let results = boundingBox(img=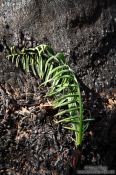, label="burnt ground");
[0,49,116,175]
